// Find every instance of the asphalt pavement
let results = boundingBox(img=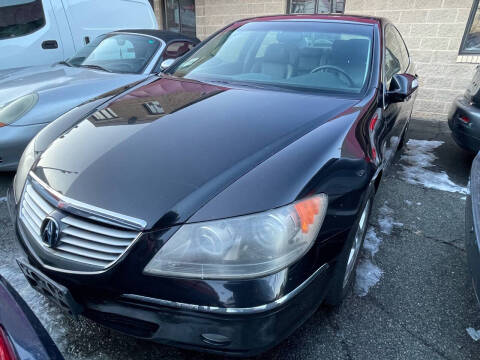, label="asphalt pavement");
[0,119,479,360]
